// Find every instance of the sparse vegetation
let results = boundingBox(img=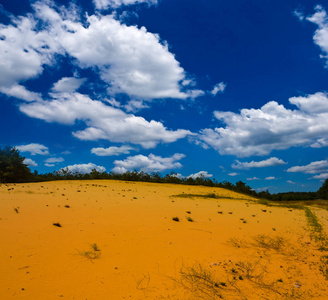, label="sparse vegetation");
[186,216,194,222]
[172,217,180,222]
[79,243,101,260]
[53,222,62,227]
